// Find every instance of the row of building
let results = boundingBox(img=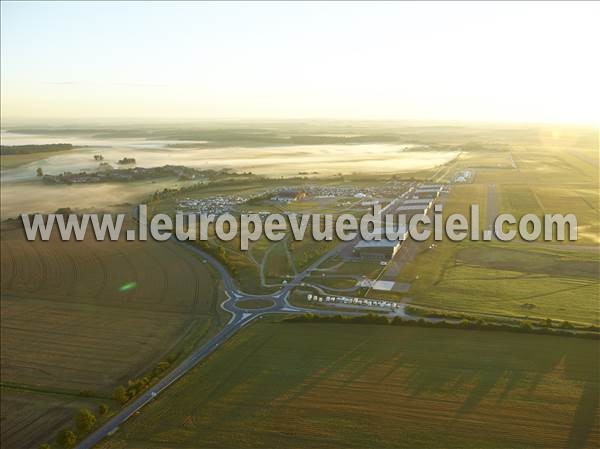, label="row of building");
[352,183,447,260]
